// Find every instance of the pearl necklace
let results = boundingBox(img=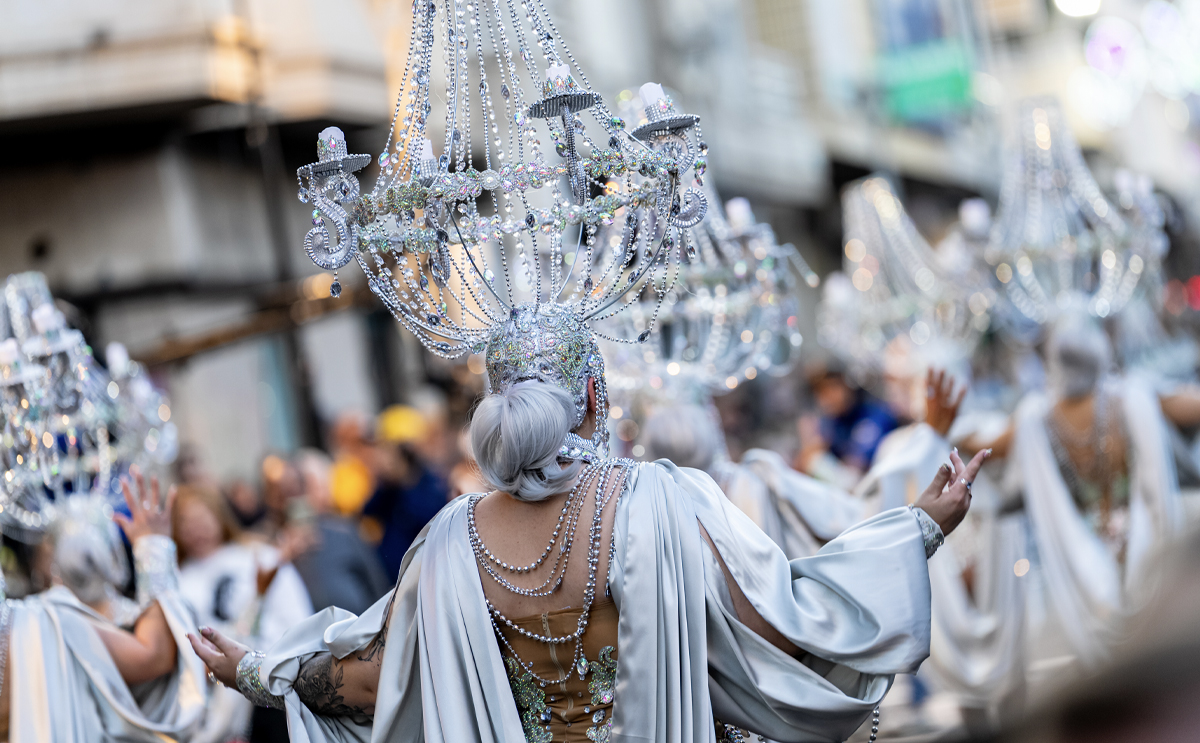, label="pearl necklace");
[471,458,632,687]
[468,464,598,597]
